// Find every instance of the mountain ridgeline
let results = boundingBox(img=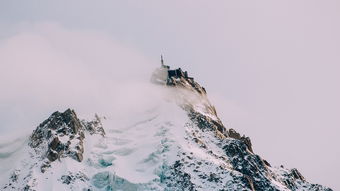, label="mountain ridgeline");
[2,63,332,191]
